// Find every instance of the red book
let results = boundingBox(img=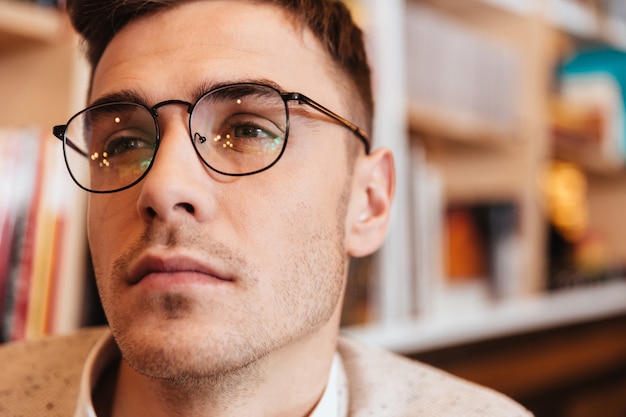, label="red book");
[10,131,45,341]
